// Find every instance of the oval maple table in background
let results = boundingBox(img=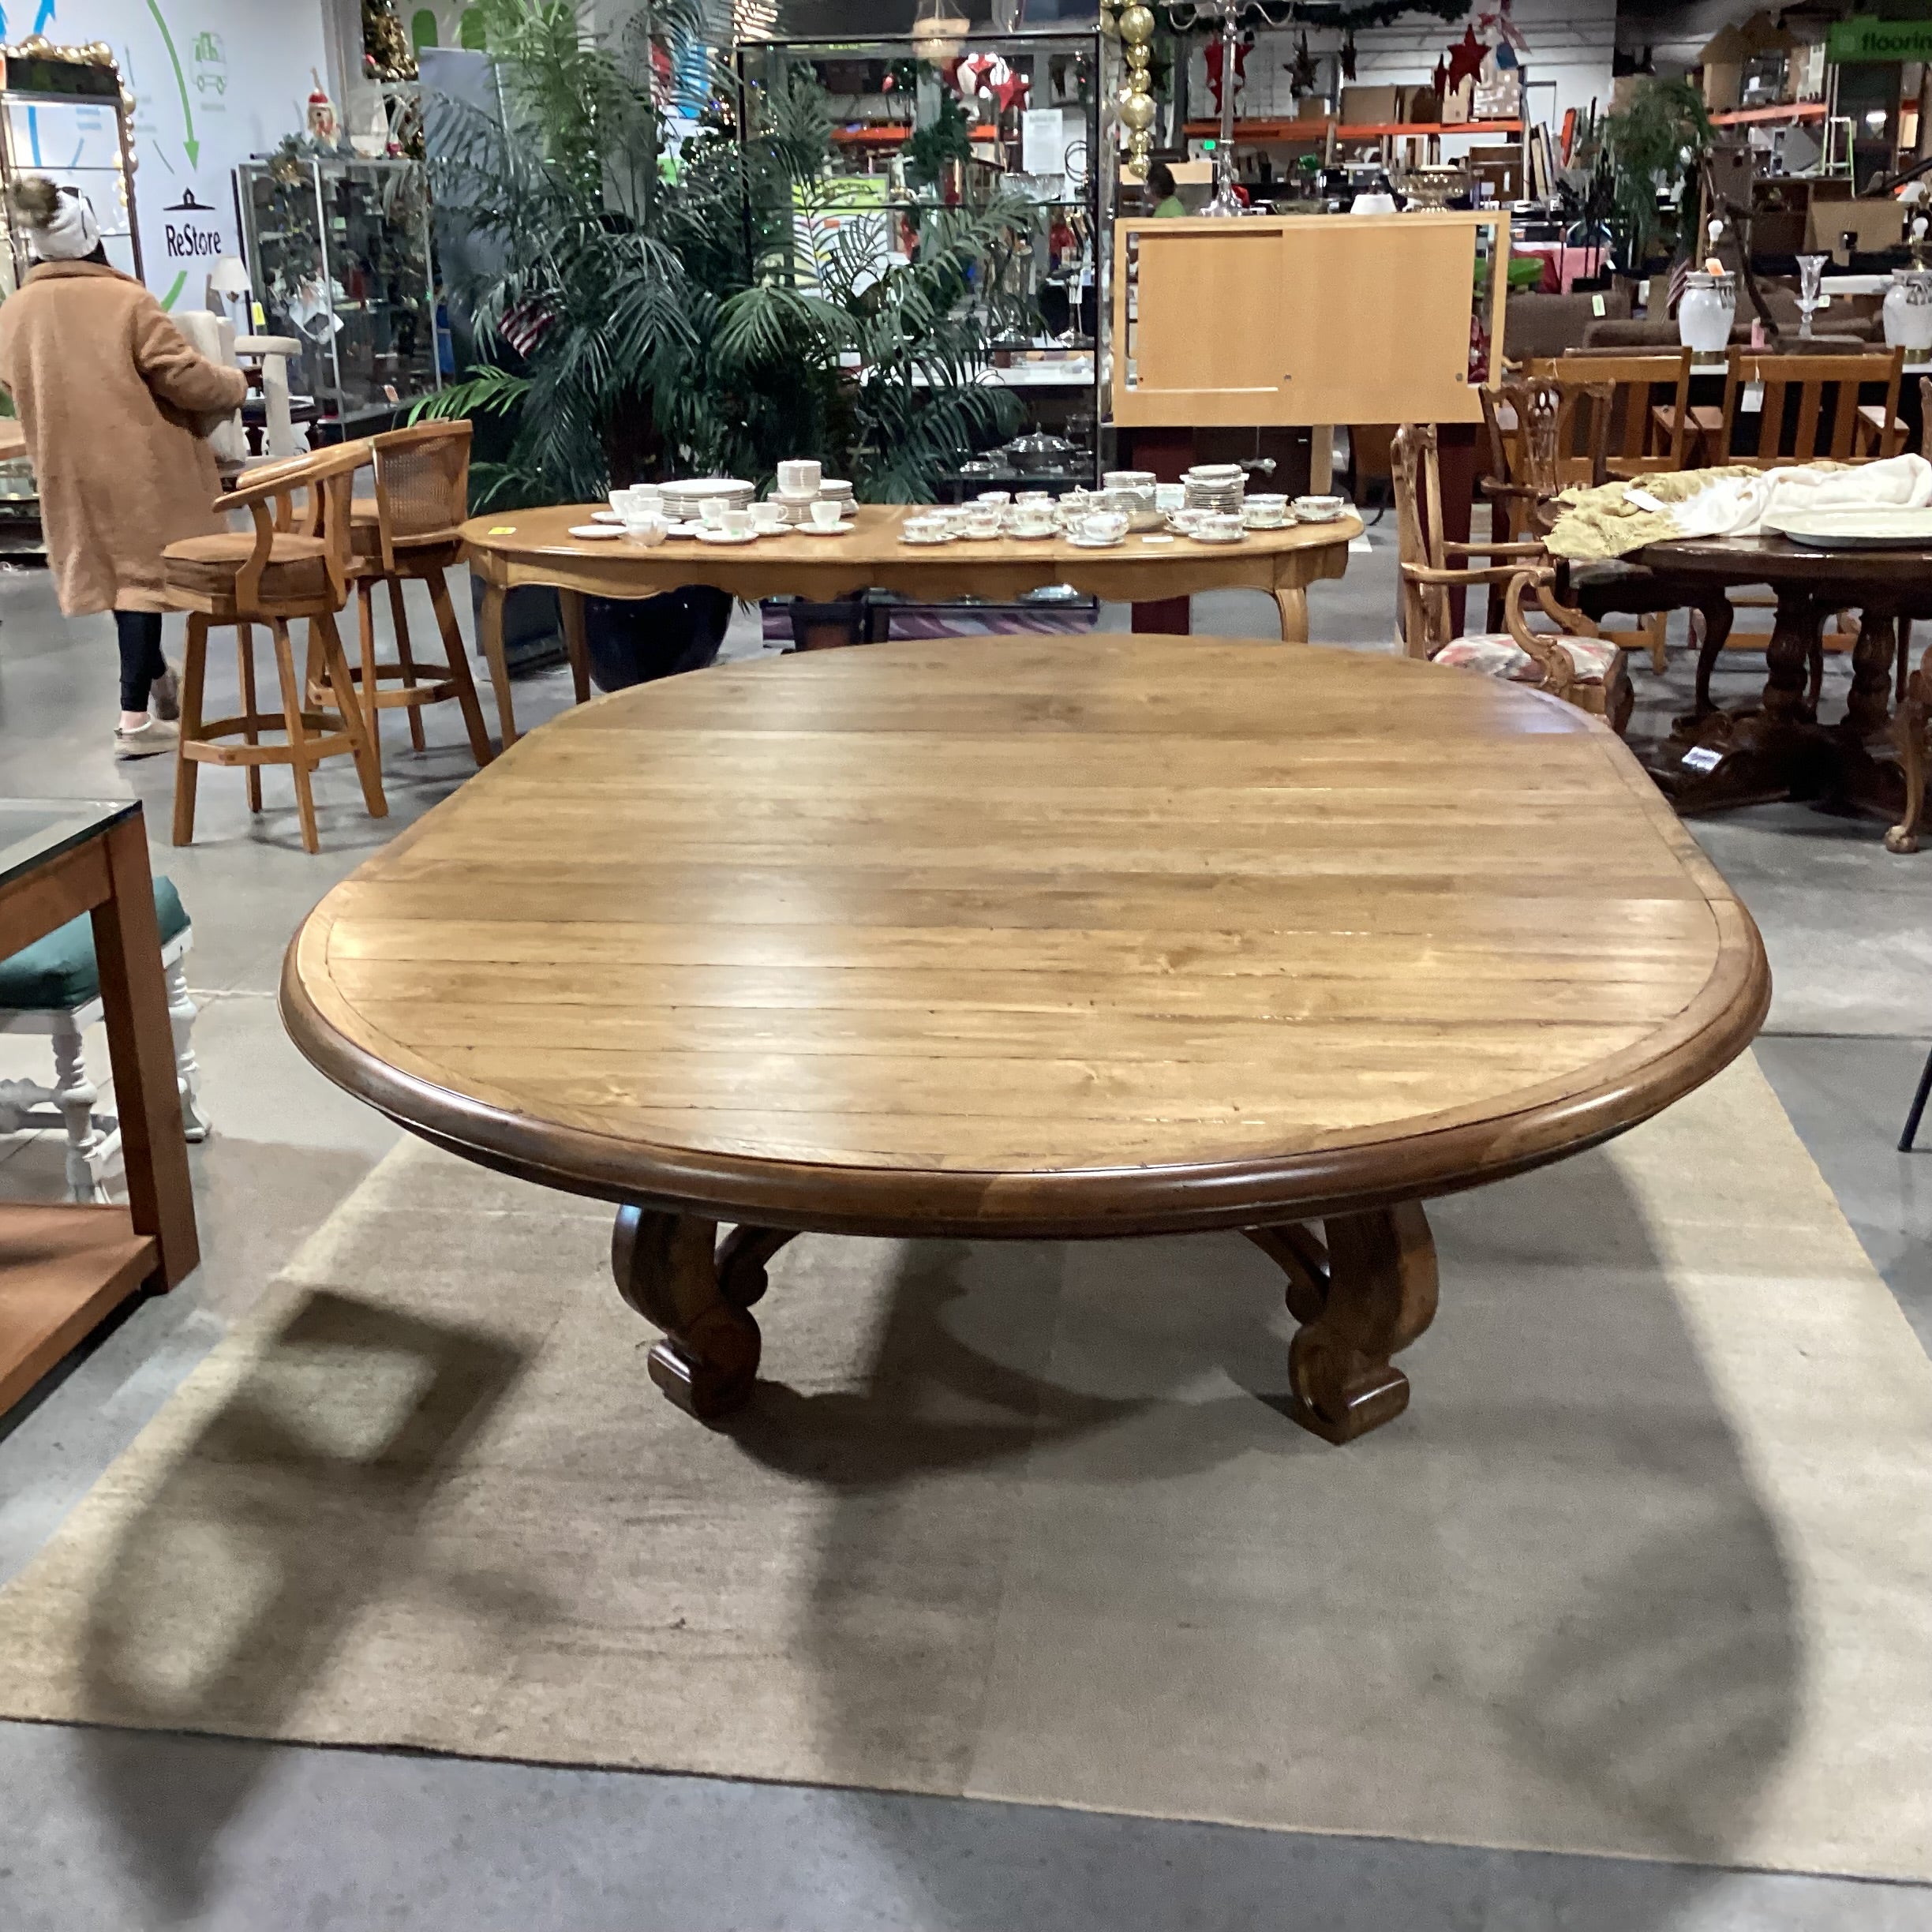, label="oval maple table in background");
[459,503,1362,743]
[281,638,1769,1446]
